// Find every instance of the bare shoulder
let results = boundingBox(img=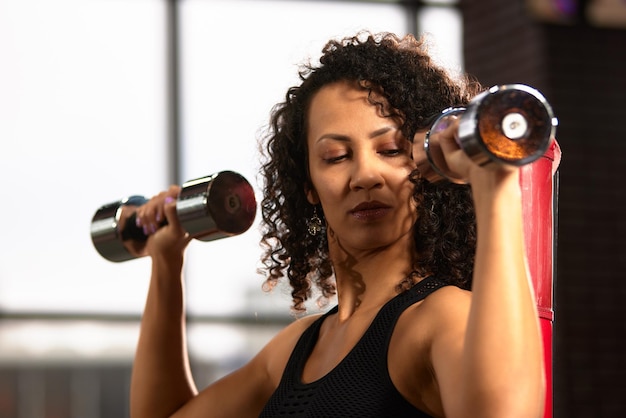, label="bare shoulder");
[399,286,472,346]
[264,312,323,350]
[420,285,472,342]
[398,284,471,329]
[257,312,324,385]
[421,284,471,318]
[423,283,471,304]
